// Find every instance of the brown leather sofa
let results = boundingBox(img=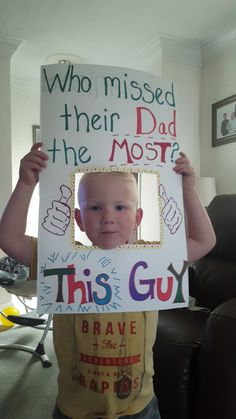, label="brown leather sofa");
[153,194,236,419]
